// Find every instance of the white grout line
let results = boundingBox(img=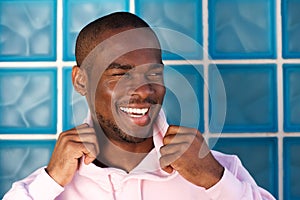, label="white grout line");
[3,58,300,68]
[276,0,284,198]
[0,134,57,140]
[202,0,210,139]
[209,132,300,138]
[129,0,135,13]
[56,0,63,136]
[0,62,58,67]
